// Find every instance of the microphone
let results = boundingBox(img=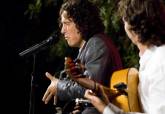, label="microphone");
[19,32,59,57]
